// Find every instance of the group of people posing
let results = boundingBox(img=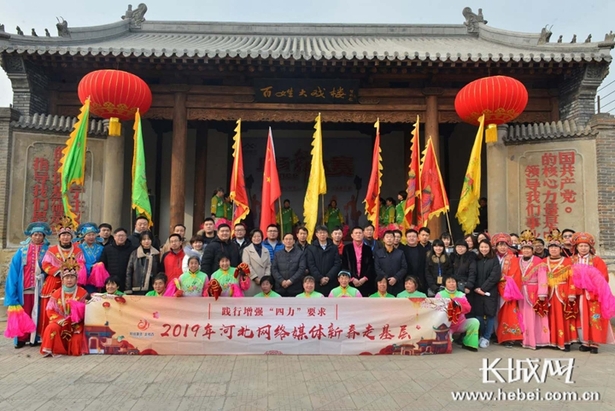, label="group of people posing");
[4,212,614,357]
